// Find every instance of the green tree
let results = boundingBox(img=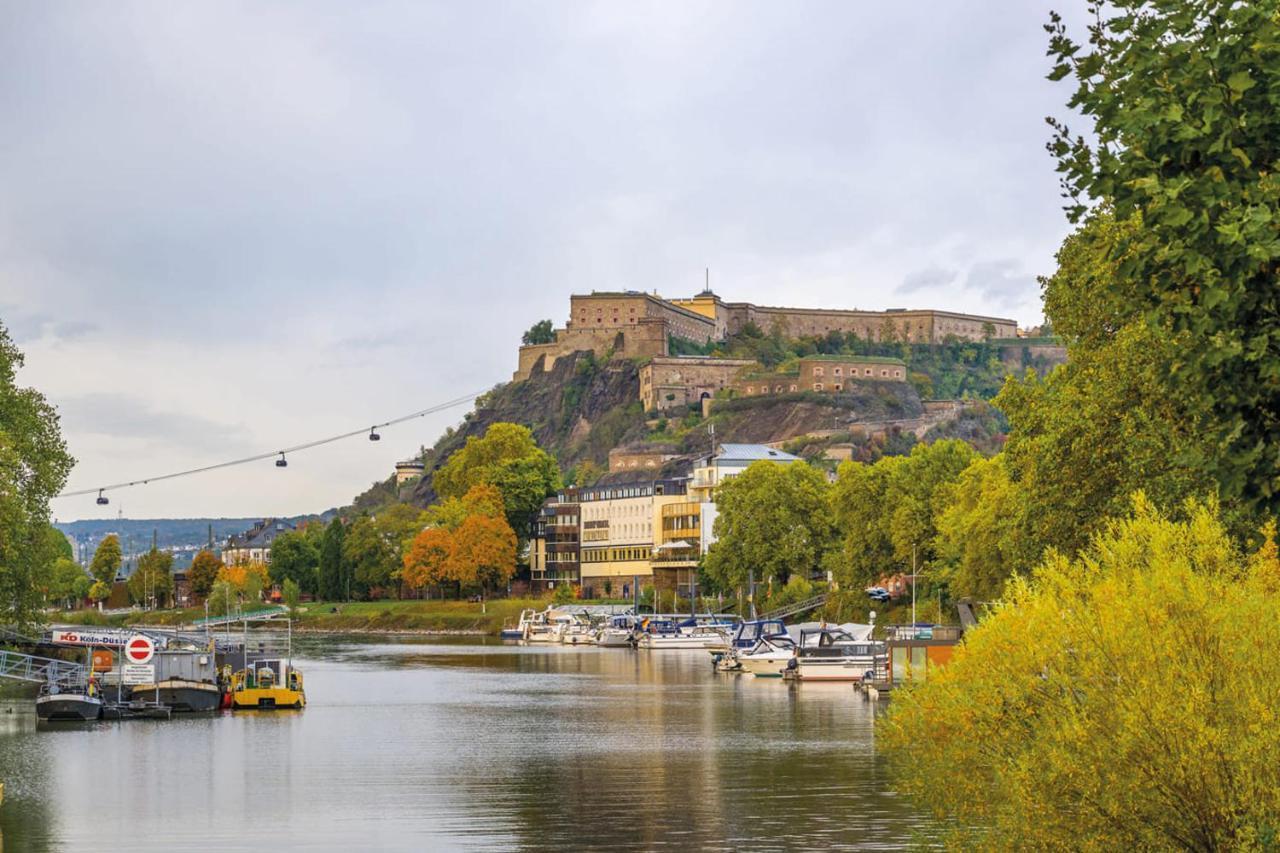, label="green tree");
[880,497,1280,848]
[1047,3,1280,513]
[46,557,91,609]
[0,323,75,630]
[344,515,395,595]
[90,534,123,588]
[88,580,110,604]
[829,456,901,587]
[317,518,348,601]
[521,319,555,345]
[432,423,560,538]
[932,455,1035,601]
[128,547,174,608]
[207,579,237,616]
[282,577,301,615]
[187,549,223,601]
[704,461,835,590]
[268,530,319,593]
